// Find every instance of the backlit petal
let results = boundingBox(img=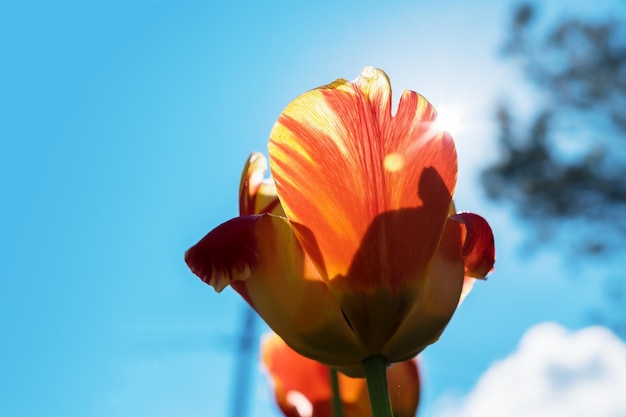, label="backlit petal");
[381,217,464,361]
[261,333,369,417]
[447,203,489,304]
[186,214,368,366]
[239,152,285,216]
[262,333,332,417]
[330,196,457,352]
[388,358,420,417]
[269,67,457,288]
[452,212,495,279]
[262,333,420,417]
[185,215,261,293]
